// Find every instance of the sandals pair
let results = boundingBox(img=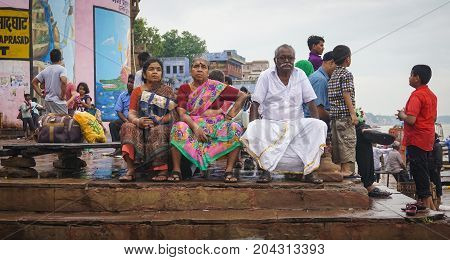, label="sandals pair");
[151,171,182,182]
[224,171,240,183]
[401,202,428,216]
[119,171,181,182]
